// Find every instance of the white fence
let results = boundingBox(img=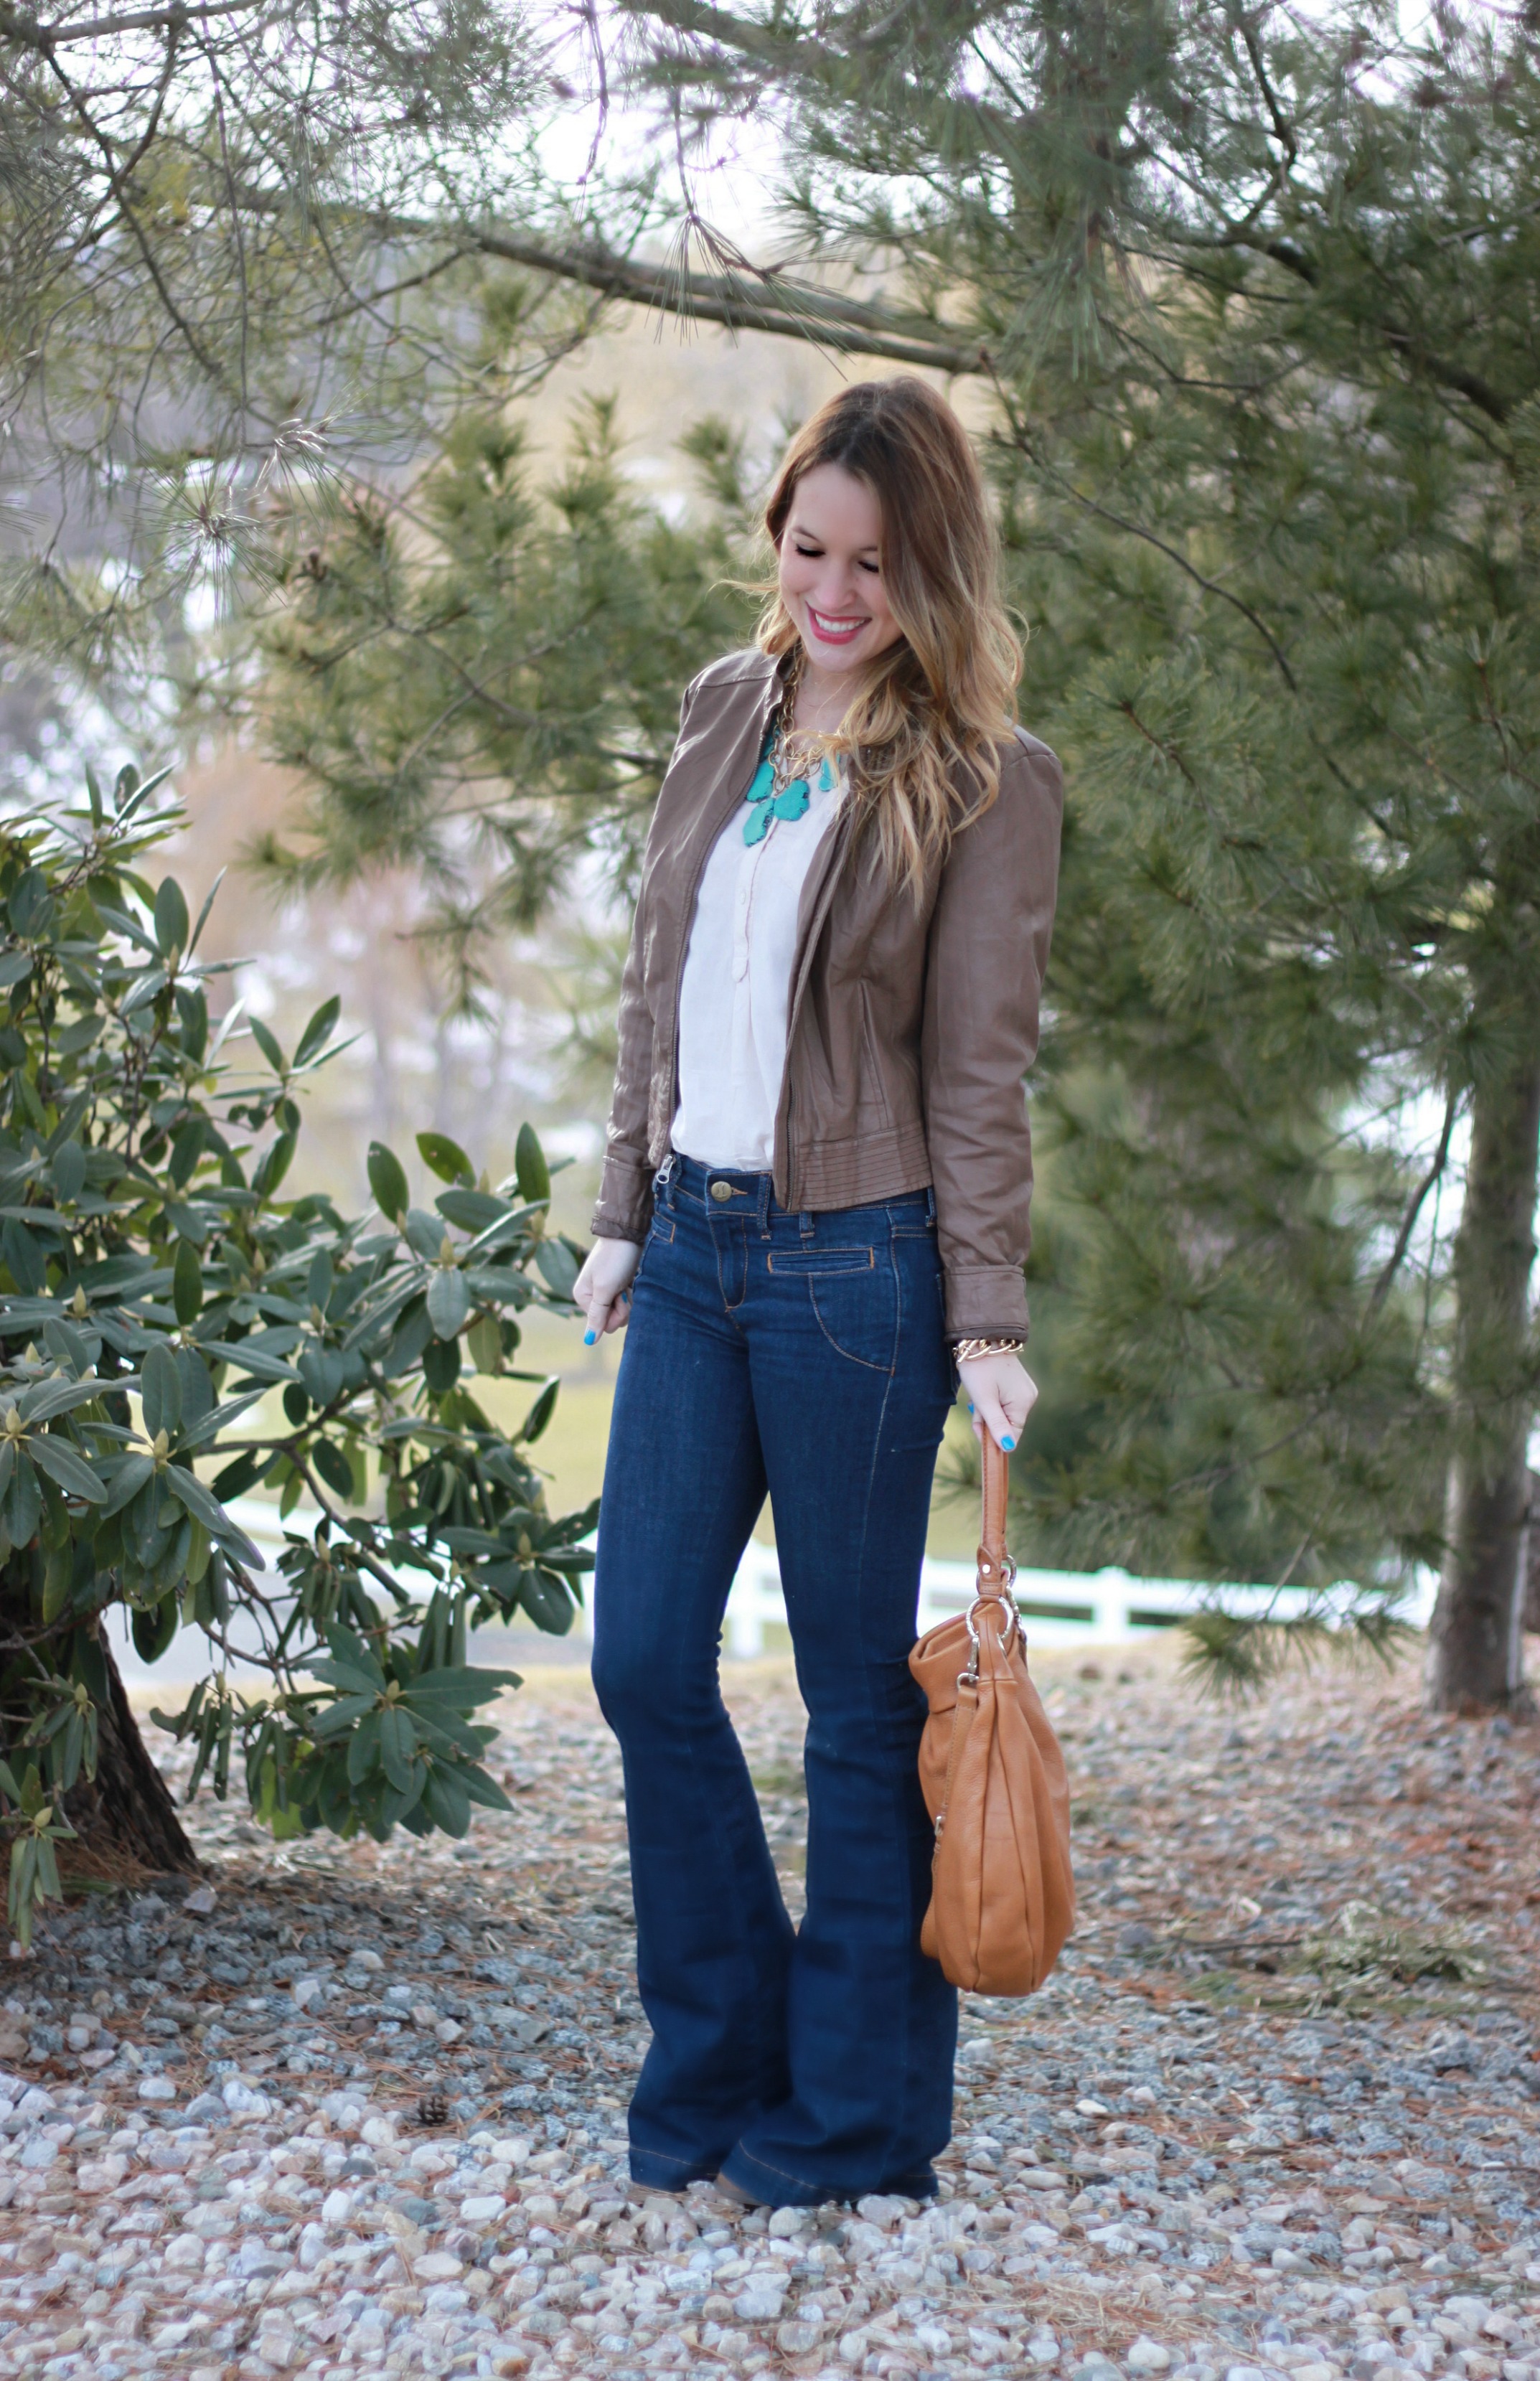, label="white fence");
[109,1495,1435,1686]
[720,1539,1436,1657]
